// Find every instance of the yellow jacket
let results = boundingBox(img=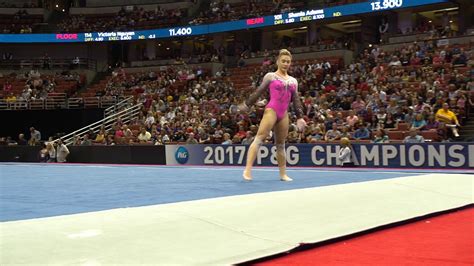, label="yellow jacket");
[436,109,459,124]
